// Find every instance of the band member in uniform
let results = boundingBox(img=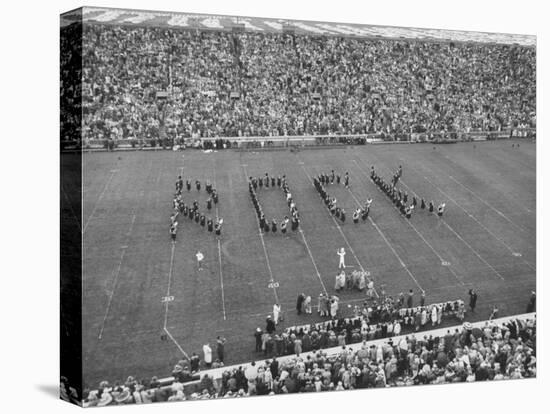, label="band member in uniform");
[196,250,204,270]
[277,176,282,187]
[412,196,417,207]
[361,207,369,221]
[340,208,346,223]
[193,200,199,212]
[353,208,360,224]
[259,214,266,231]
[291,215,299,231]
[271,176,276,187]
[429,201,434,213]
[330,169,335,184]
[207,217,213,232]
[170,222,178,242]
[200,214,206,226]
[421,199,426,209]
[336,174,341,184]
[196,180,201,191]
[195,211,200,223]
[258,176,263,188]
[205,180,212,194]
[403,192,408,204]
[206,197,212,210]
[186,179,191,191]
[252,177,258,190]
[335,207,341,219]
[264,173,270,187]
[189,208,195,220]
[405,205,413,219]
[271,219,277,233]
[183,204,189,217]
[437,203,446,217]
[212,190,219,204]
[344,172,350,188]
[215,218,223,236]
[176,175,183,192]
[281,217,288,234]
